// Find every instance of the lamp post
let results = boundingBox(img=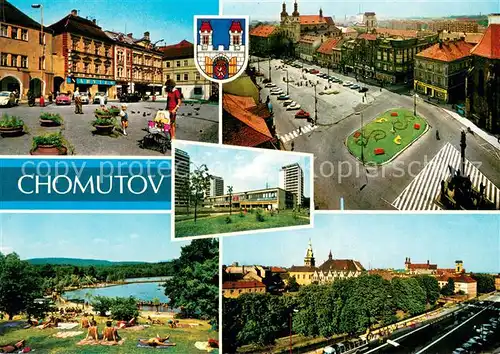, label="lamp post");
[31,4,44,97]
[313,83,318,125]
[413,93,418,116]
[289,309,298,354]
[268,56,271,81]
[285,69,289,95]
